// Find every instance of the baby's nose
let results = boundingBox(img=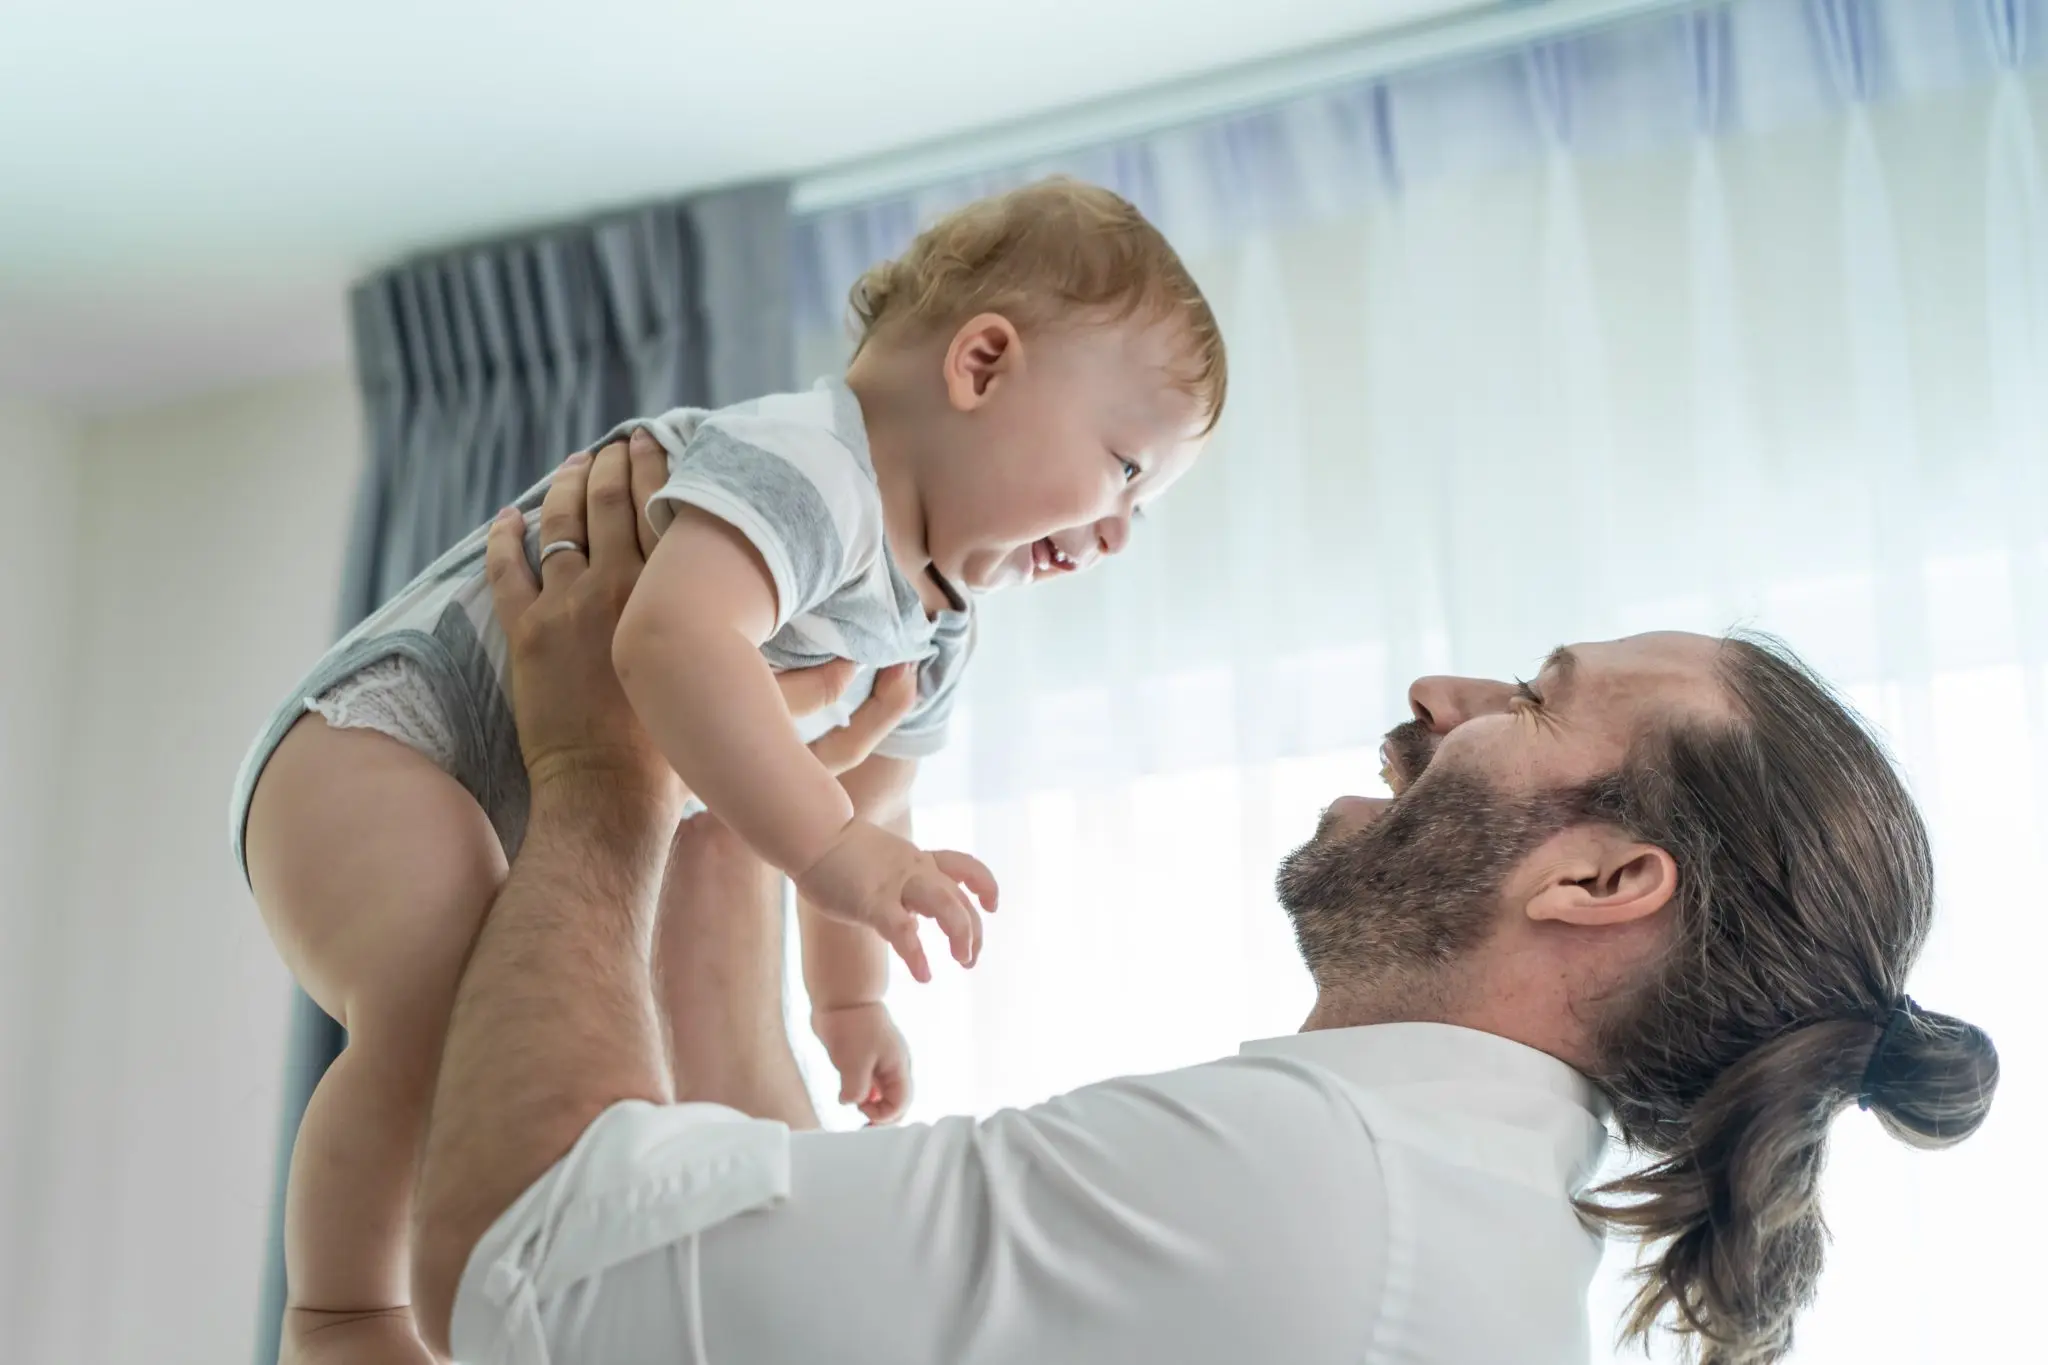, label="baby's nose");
[1095,514,1131,558]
